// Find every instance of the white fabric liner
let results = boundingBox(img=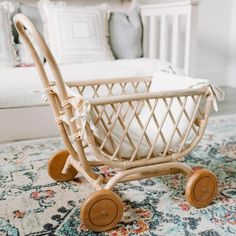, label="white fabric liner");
[80,72,210,157]
[0,58,178,108]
